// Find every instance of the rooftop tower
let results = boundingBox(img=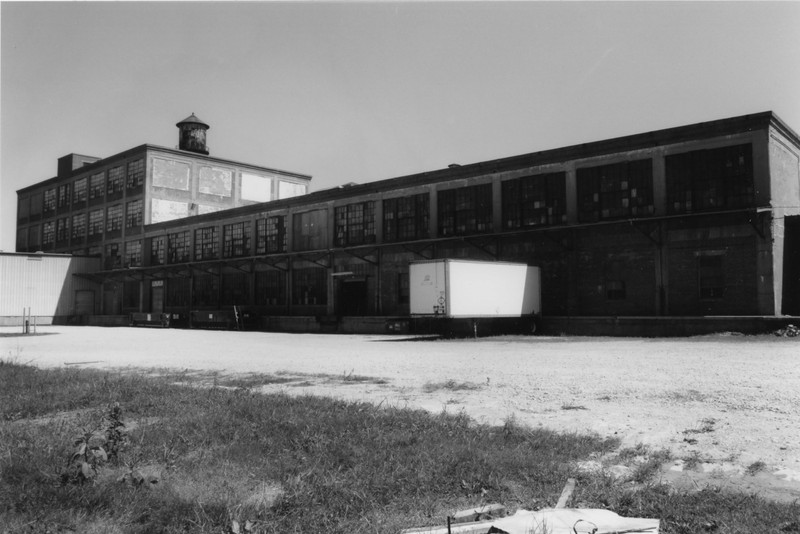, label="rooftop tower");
[176,113,210,155]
